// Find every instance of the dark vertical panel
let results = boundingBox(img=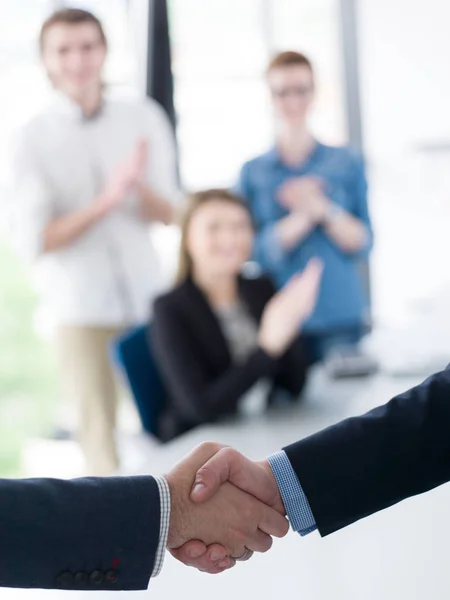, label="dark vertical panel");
[146,0,176,130]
